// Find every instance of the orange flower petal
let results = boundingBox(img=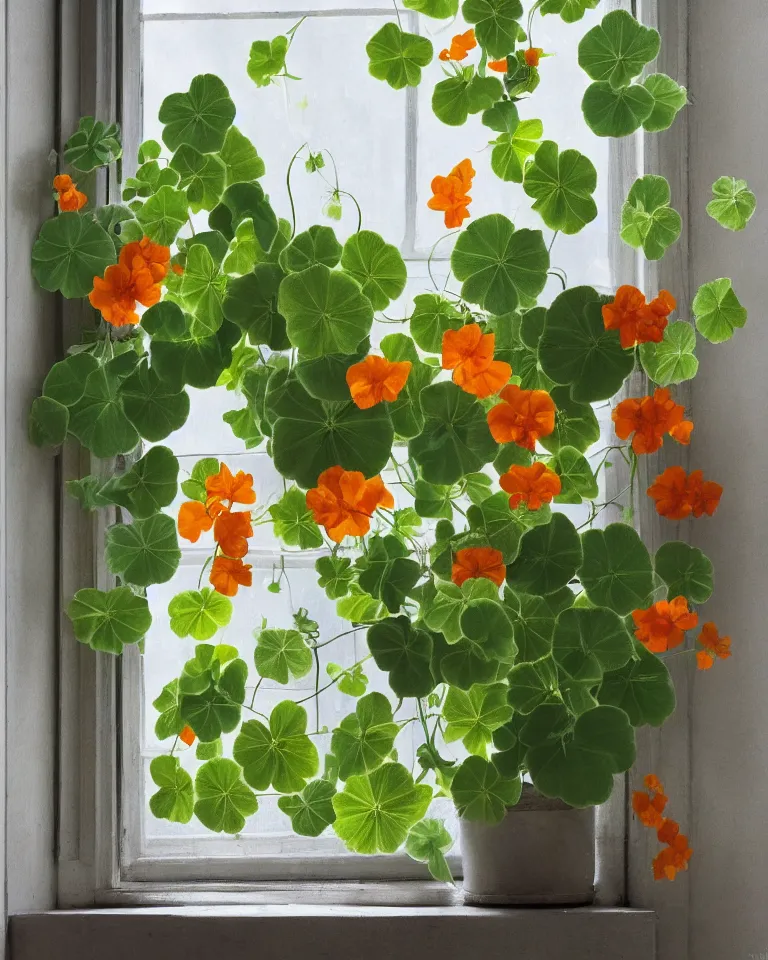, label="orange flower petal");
[455,360,511,398]
[499,462,561,510]
[178,501,213,543]
[54,173,88,211]
[346,355,412,409]
[213,509,253,559]
[179,725,196,746]
[524,47,543,67]
[210,556,252,597]
[451,547,506,588]
[487,58,508,72]
[632,597,697,653]
[306,467,393,543]
[206,463,257,506]
[487,385,556,450]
